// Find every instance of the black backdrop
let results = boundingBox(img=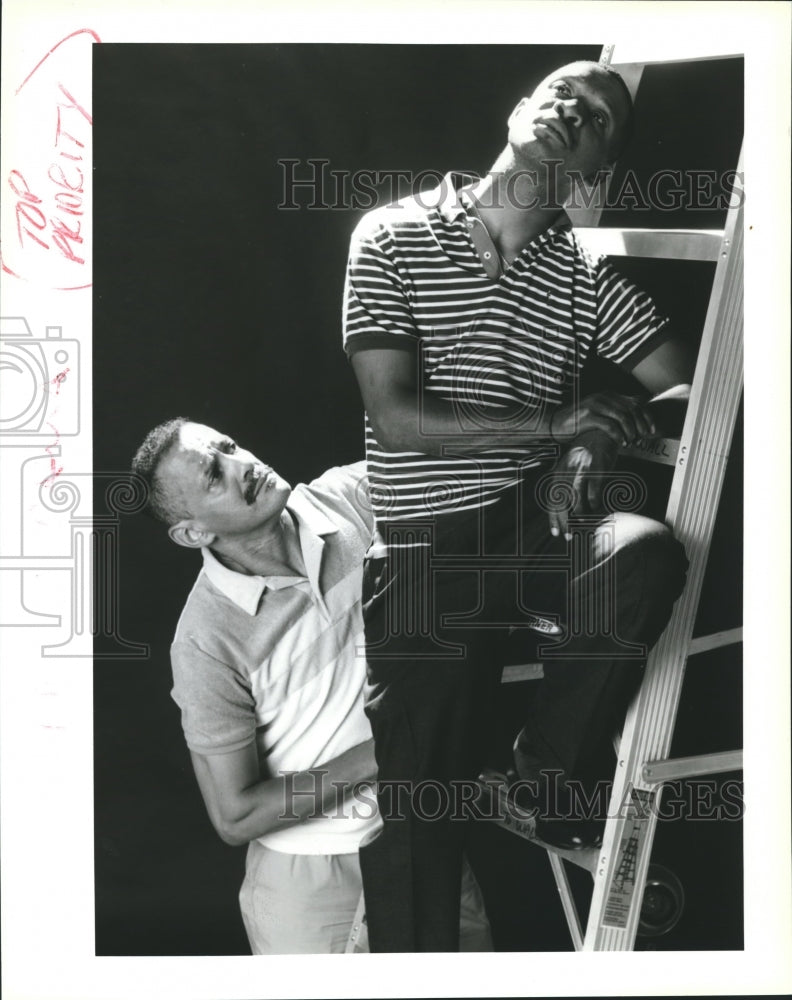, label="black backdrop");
[93,44,743,955]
